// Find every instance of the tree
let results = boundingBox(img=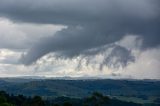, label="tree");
[63,101,72,106]
[0,94,14,106]
[0,96,7,104]
[31,96,44,106]
[84,92,110,106]
[0,103,12,106]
